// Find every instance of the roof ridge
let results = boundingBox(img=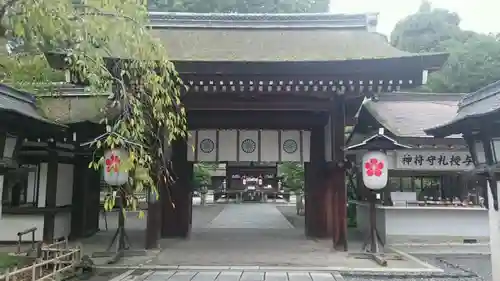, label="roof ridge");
[0,83,37,104]
[459,80,500,108]
[147,12,378,30]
